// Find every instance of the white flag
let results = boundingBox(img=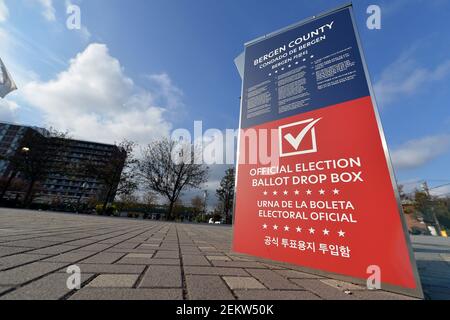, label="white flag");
[0,58,17,98]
